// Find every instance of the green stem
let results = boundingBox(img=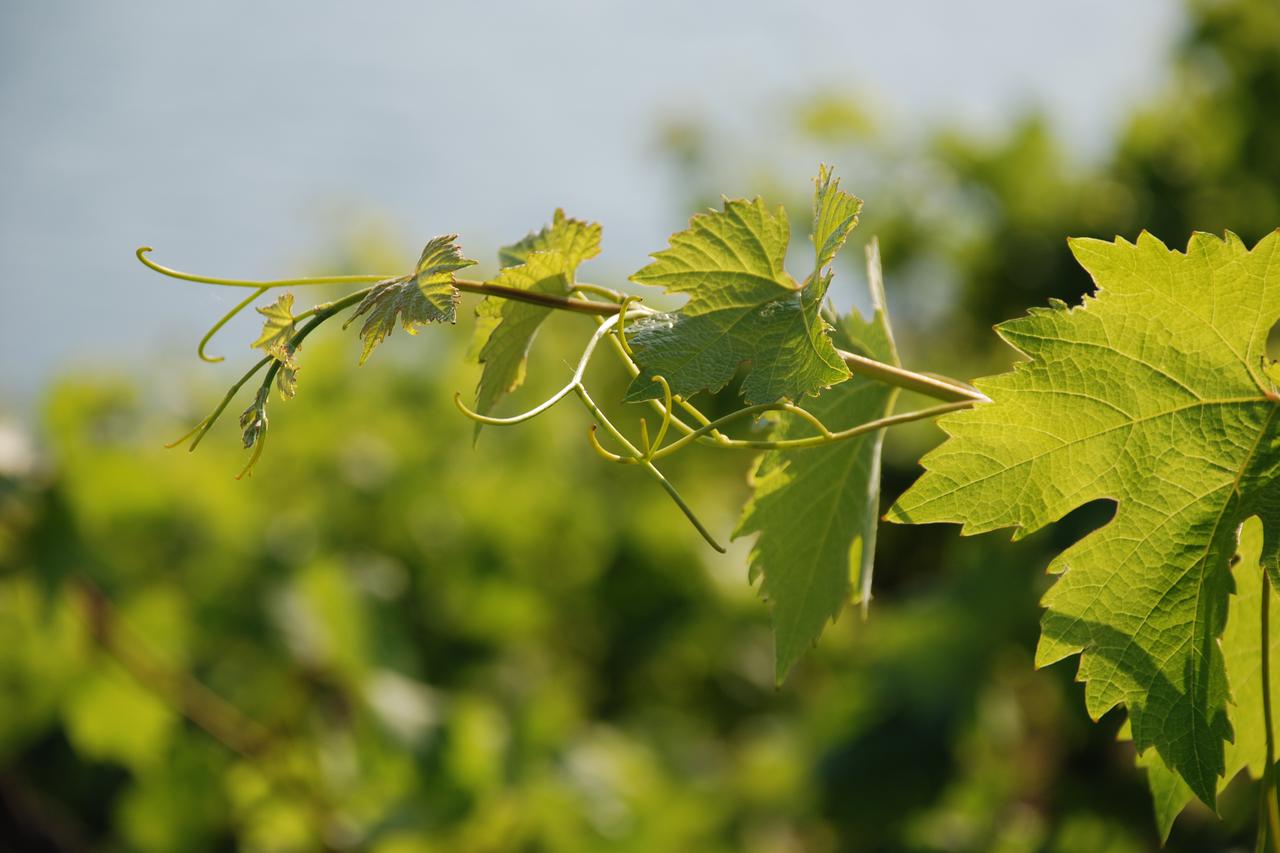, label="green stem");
[137,247,389,289]
[172,356,272,451]
[573,384,725,553]
[838,349,988,404]
[650,400,972,460]
[1263,567,1280,852]
[143,246,983,402]
[197,286,269,362]
[175,289,373,454]
[139,247,618,316]
[455,279,618,316]
[147,245,988,404]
